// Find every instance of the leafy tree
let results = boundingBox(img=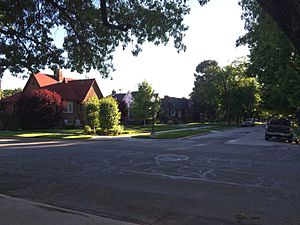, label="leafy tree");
[190,59,261,124]
[99,96,121,131]
[0,0,192,78]
[130,81,158,125]
[1,0,299,79]
[0,88,23,99]
[16,89,63,129]
[85,96,100,133]
[238,0,300,117]
[190,60,222,122]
